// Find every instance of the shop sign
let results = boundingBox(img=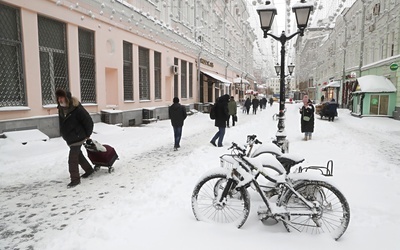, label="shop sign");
[390,63,399,71]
